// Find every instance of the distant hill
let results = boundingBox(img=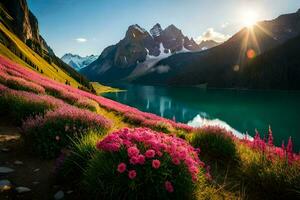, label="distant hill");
[132,9,300,89]
[61,53,98,71]
[0,0,91,89]
[81,23,212,83]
